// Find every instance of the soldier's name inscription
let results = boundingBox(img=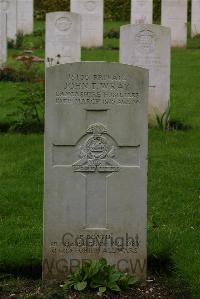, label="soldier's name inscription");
[55,71,141,105]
